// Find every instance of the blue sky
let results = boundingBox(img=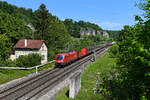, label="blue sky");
[2,0,144,30]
